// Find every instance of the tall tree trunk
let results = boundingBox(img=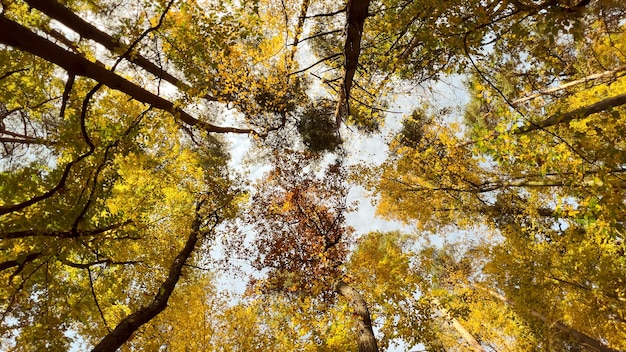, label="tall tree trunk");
[334,0,371,130]
[484,288,620,352]
[334,280,379,352]
[91,203,205,352]
[432,298,486,352]
[449,317,485,352]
